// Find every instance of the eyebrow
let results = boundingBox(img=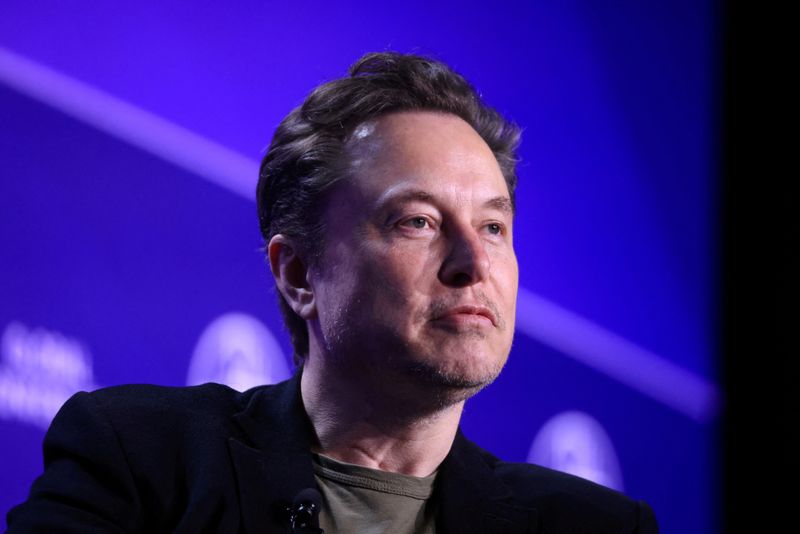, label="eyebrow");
[375,188,514,216]
[484,196,515,215]
[376,189,436,209]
